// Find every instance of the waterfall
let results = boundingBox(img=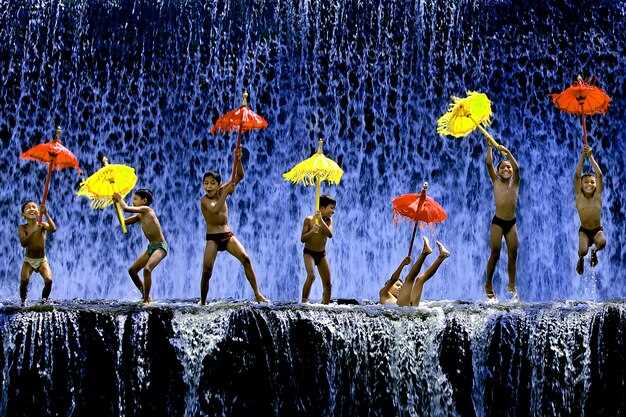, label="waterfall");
[0,301,624,416]
[0,0,624,301]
